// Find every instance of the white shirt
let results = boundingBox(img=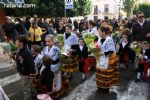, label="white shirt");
[79,45,83,51]
[122,42,127,48]
[138,19,145,26]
